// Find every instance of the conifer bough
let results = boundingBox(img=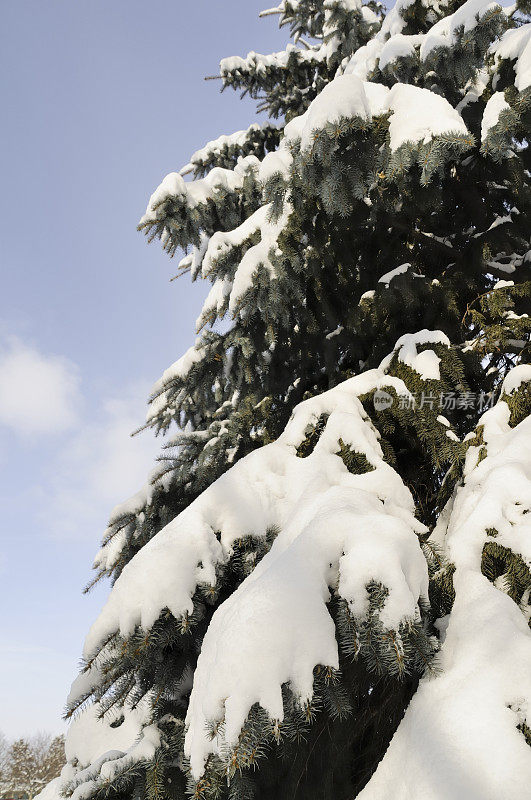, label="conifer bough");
[39,1,531,799]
